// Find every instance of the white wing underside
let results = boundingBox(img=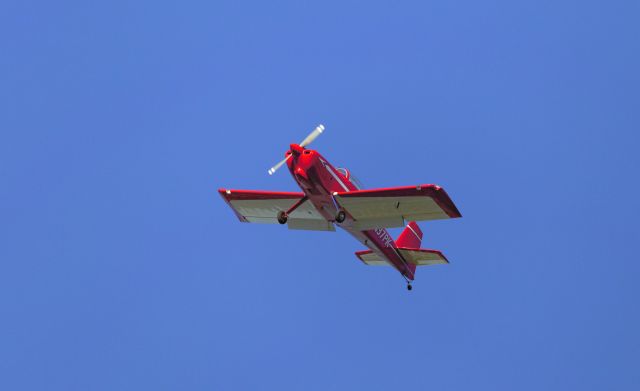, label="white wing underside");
[335,185,461,230]
[357,248,449,266]
[219,191,334,231]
